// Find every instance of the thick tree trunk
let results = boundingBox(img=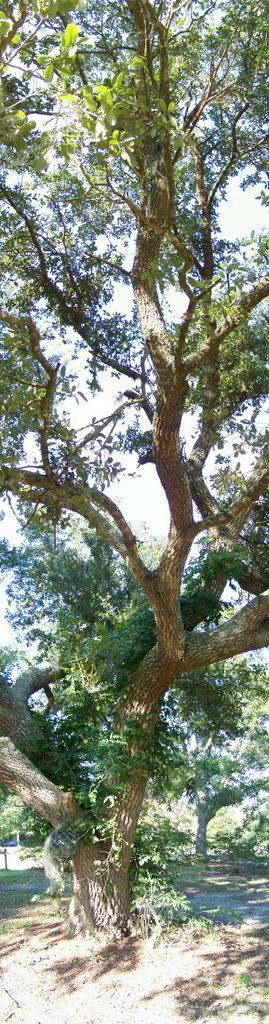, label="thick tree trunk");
[0,653,167,937]
[1,595,268,937]
[64,763,150,936]
[195,800,209,860]
[68,841,132,936]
